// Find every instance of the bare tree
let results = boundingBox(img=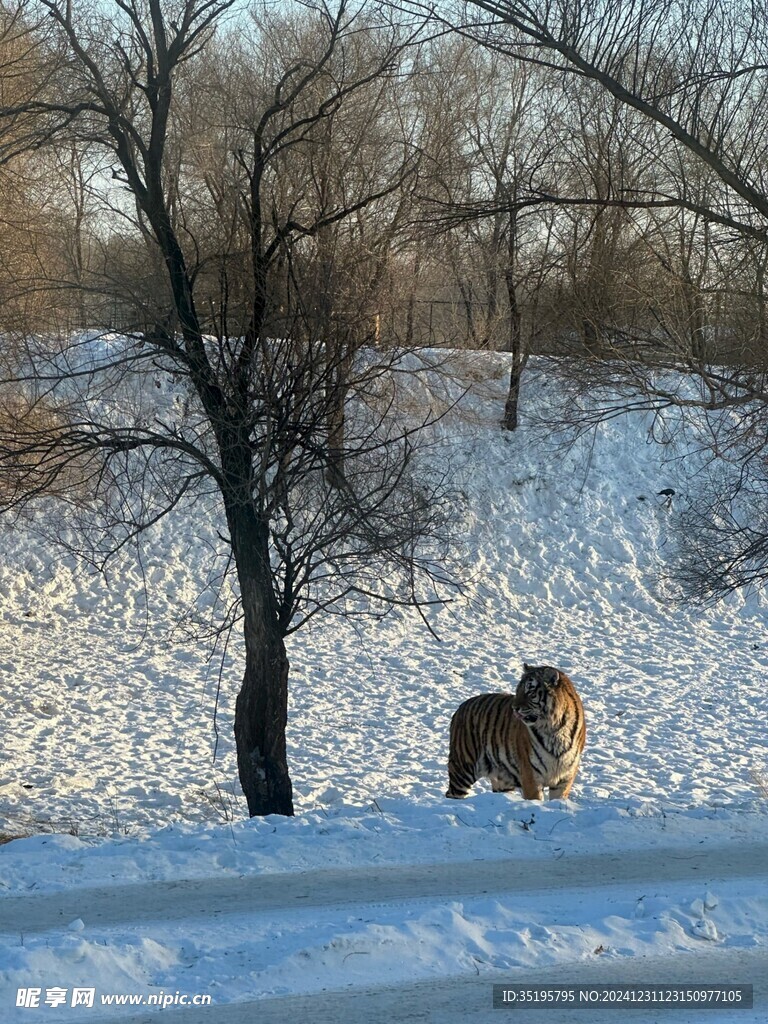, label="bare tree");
[0,0,455,816]
[410,37,562,427]
[431,0,768,595]
[0,6,71,333]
